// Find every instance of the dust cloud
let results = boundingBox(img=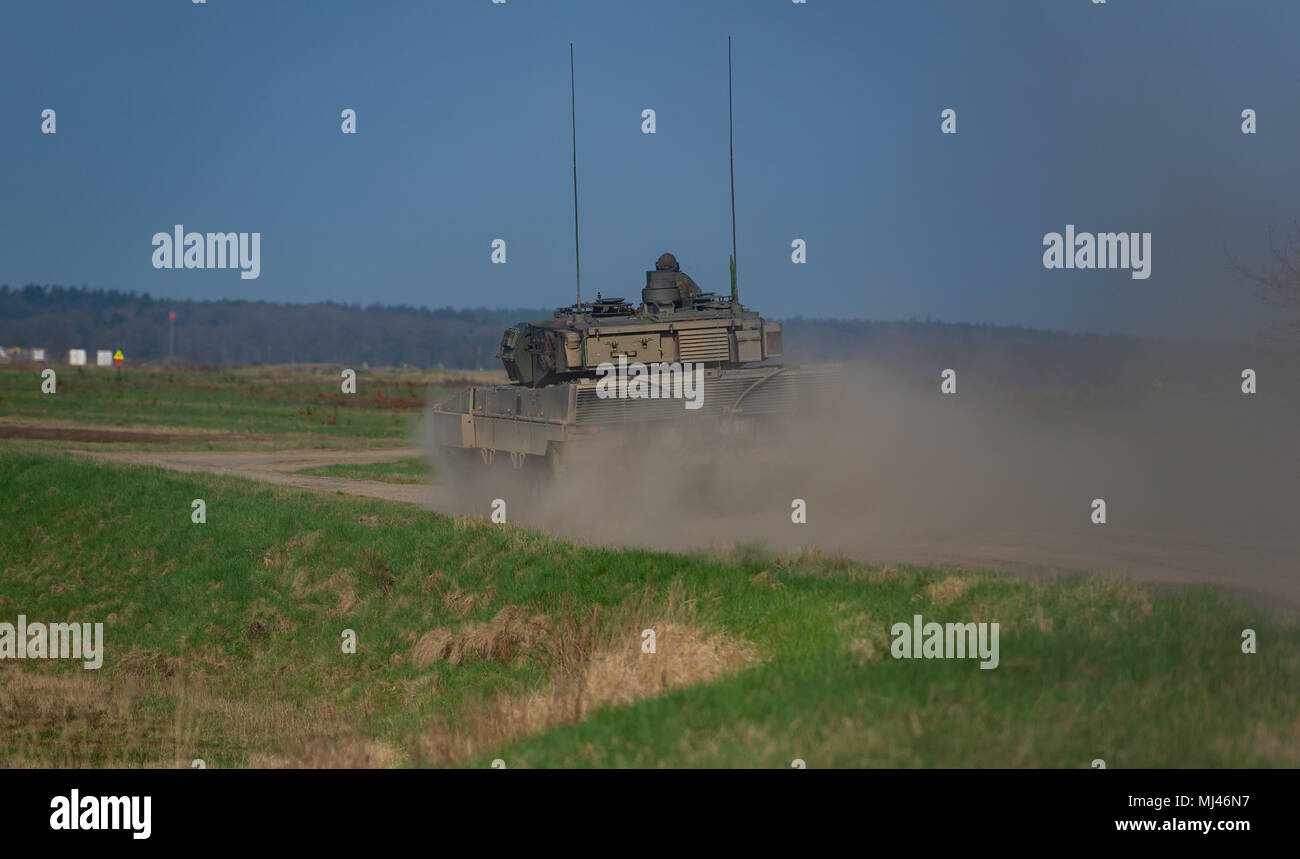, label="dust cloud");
[421,343,1300,609]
